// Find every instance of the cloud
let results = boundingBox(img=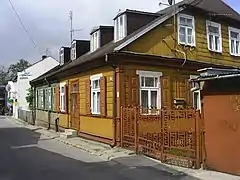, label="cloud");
[0,0,235,67]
